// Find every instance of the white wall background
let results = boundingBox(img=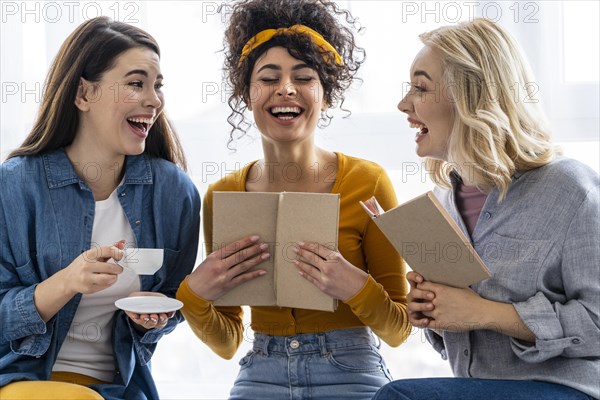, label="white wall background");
[1,1,598,399]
